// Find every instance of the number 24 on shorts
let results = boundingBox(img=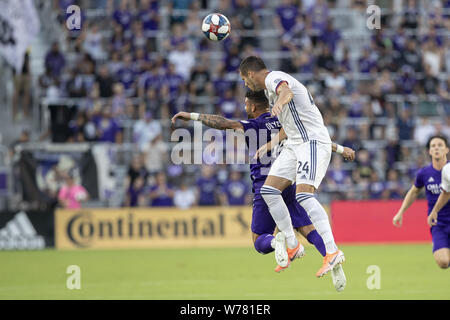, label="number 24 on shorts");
[297,161,309,175]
